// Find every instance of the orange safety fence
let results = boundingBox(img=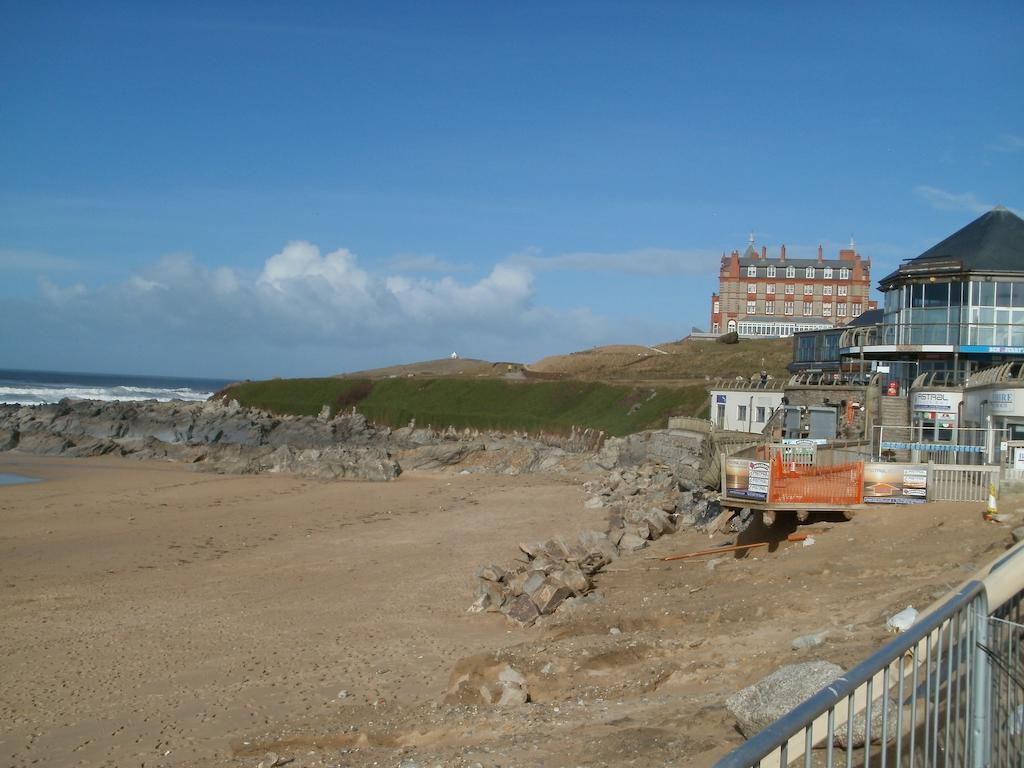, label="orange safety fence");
[768,453,864,505]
